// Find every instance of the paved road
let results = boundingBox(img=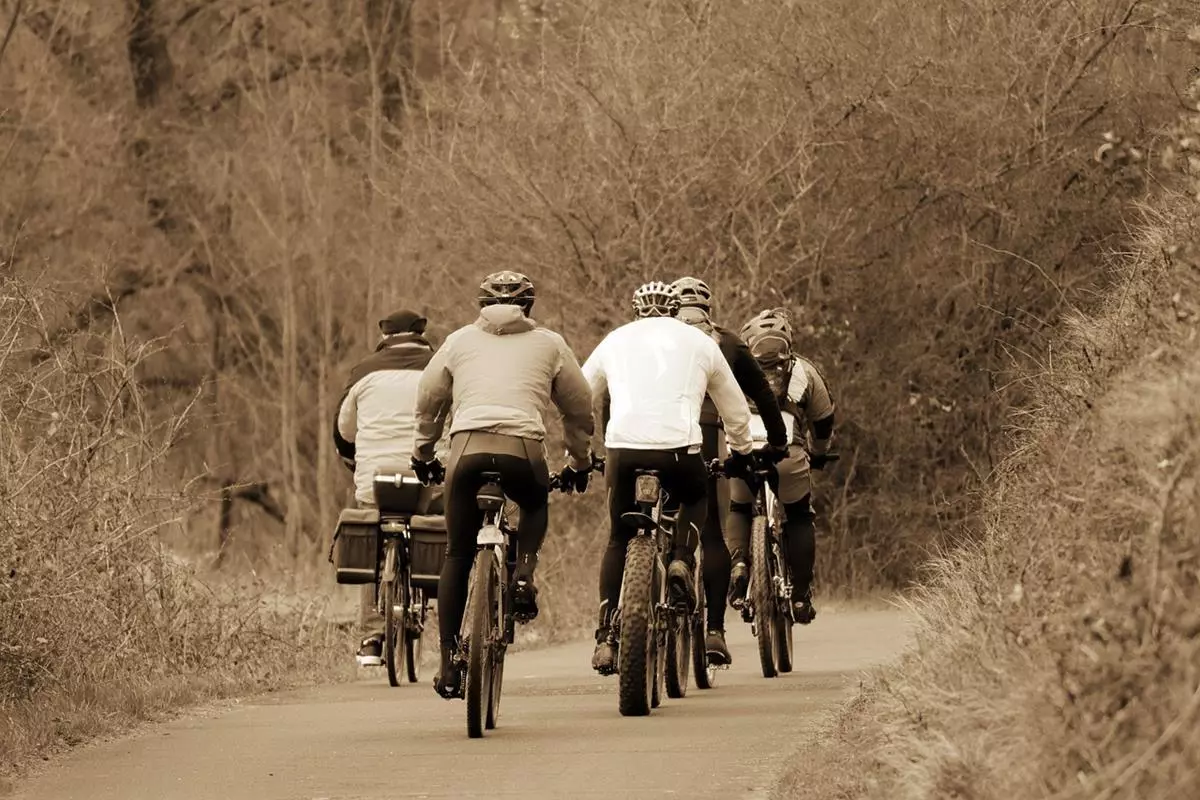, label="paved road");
[13,607,910,800]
